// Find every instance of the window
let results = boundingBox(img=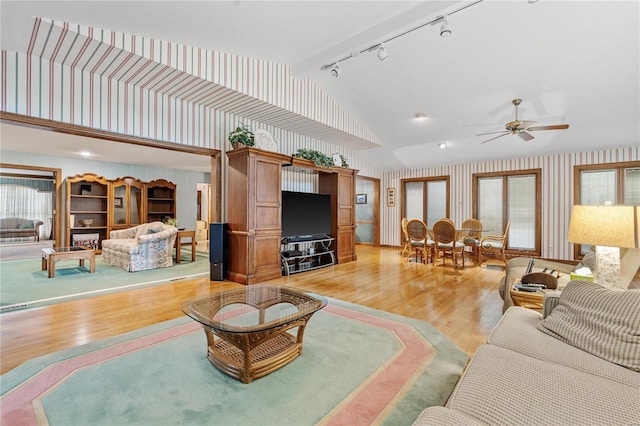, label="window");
[401,177,450,228]
[473,169,541,256]
[573,161,640,257]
